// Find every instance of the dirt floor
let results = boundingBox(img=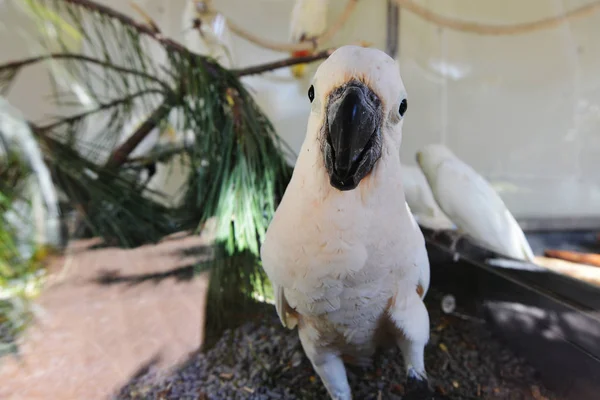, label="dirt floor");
[115,290,560,400]
[0,234,211,400]
[0,233,566,400]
